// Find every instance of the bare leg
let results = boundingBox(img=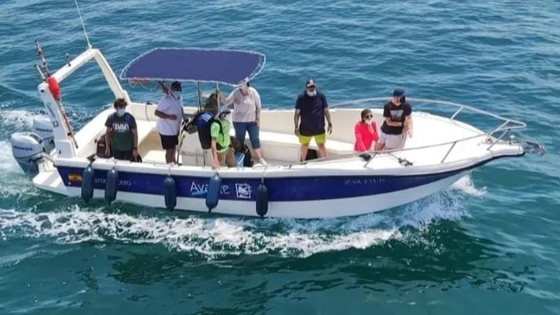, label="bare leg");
[317,143,328,158]
[254,148,264,160]
[374,142,385,151]
[300,144,309,161]
[165,148,175,164]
